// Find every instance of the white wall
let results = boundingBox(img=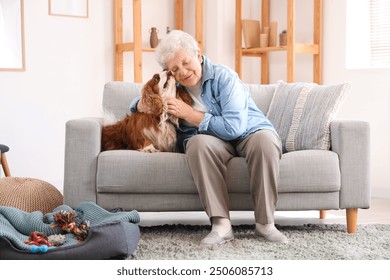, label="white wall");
[1,0,389,198]
[322,0,390,198]
[0,0,113,187]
